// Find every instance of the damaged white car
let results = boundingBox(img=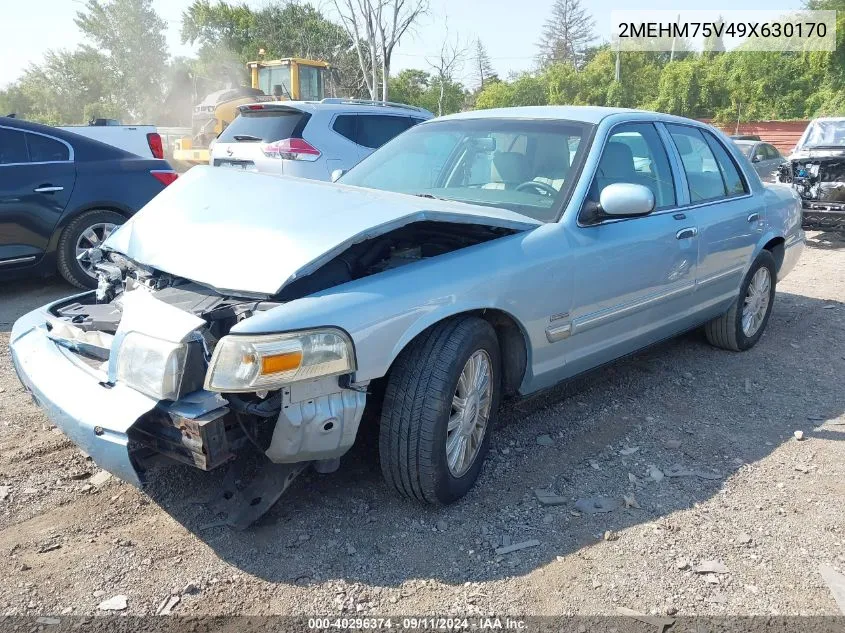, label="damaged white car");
[10,107,804,527]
